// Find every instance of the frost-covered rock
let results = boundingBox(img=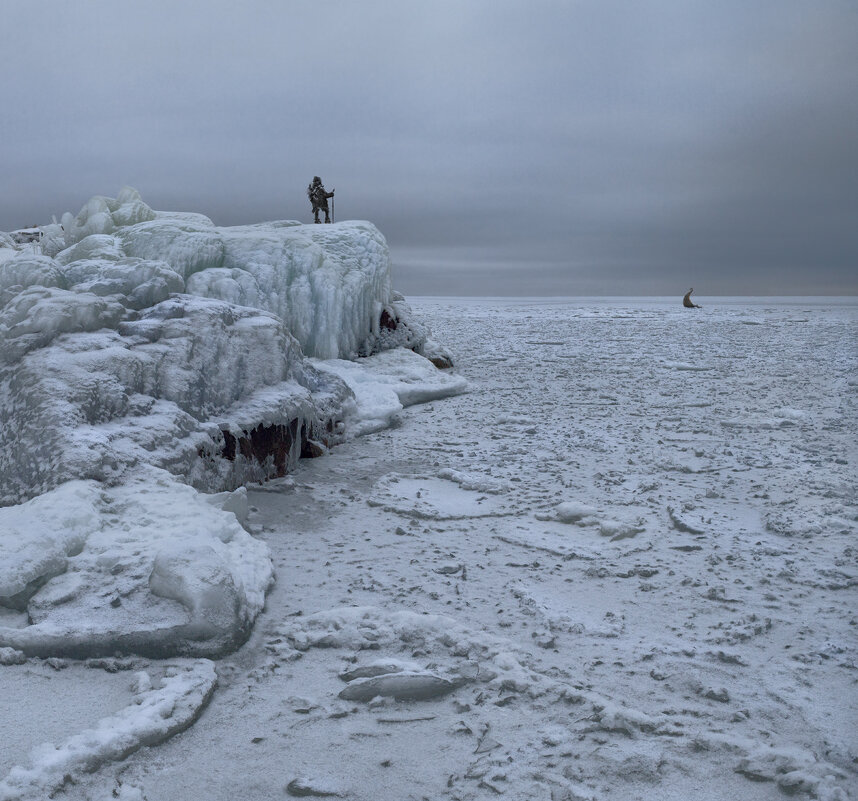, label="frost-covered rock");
[0,188,461,657]
[1,189,425,503]
[359,291,429,357]
[33,187,427,360]
[338,671,465,702]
